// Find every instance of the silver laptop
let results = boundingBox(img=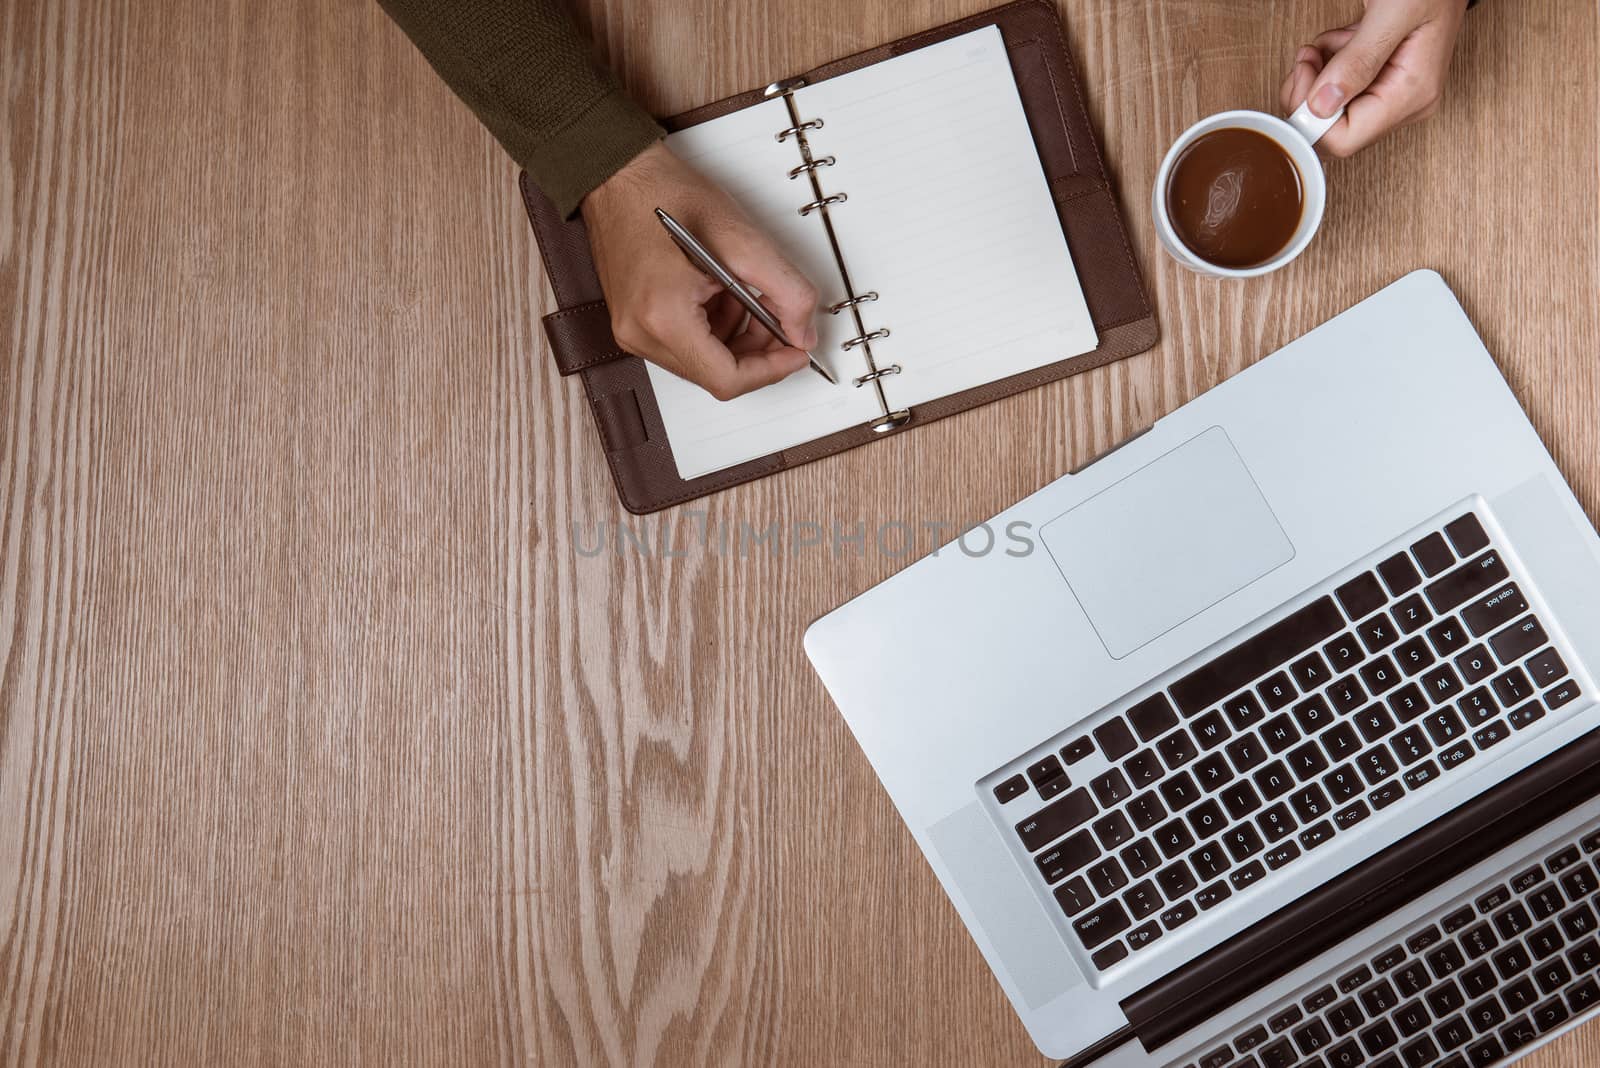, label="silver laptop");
[805,271,1600,1068]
